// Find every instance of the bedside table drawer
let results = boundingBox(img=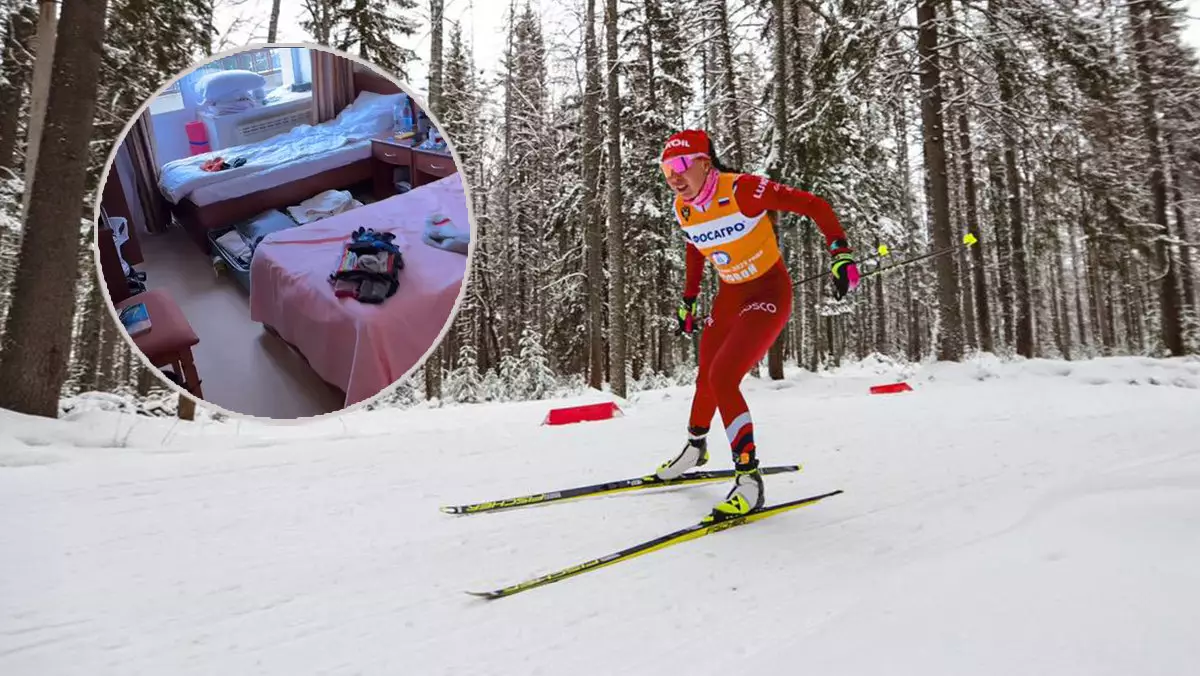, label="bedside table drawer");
[414,151,455,178]
[373,142,411,165]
